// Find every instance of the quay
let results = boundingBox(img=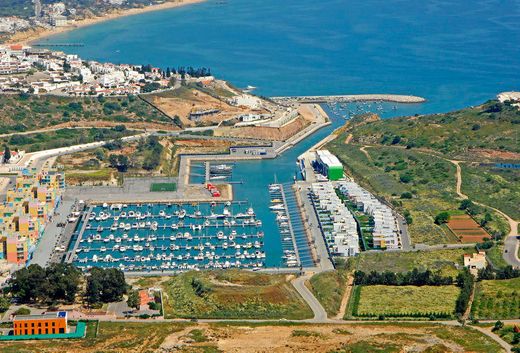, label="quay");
[271,94,426,104]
